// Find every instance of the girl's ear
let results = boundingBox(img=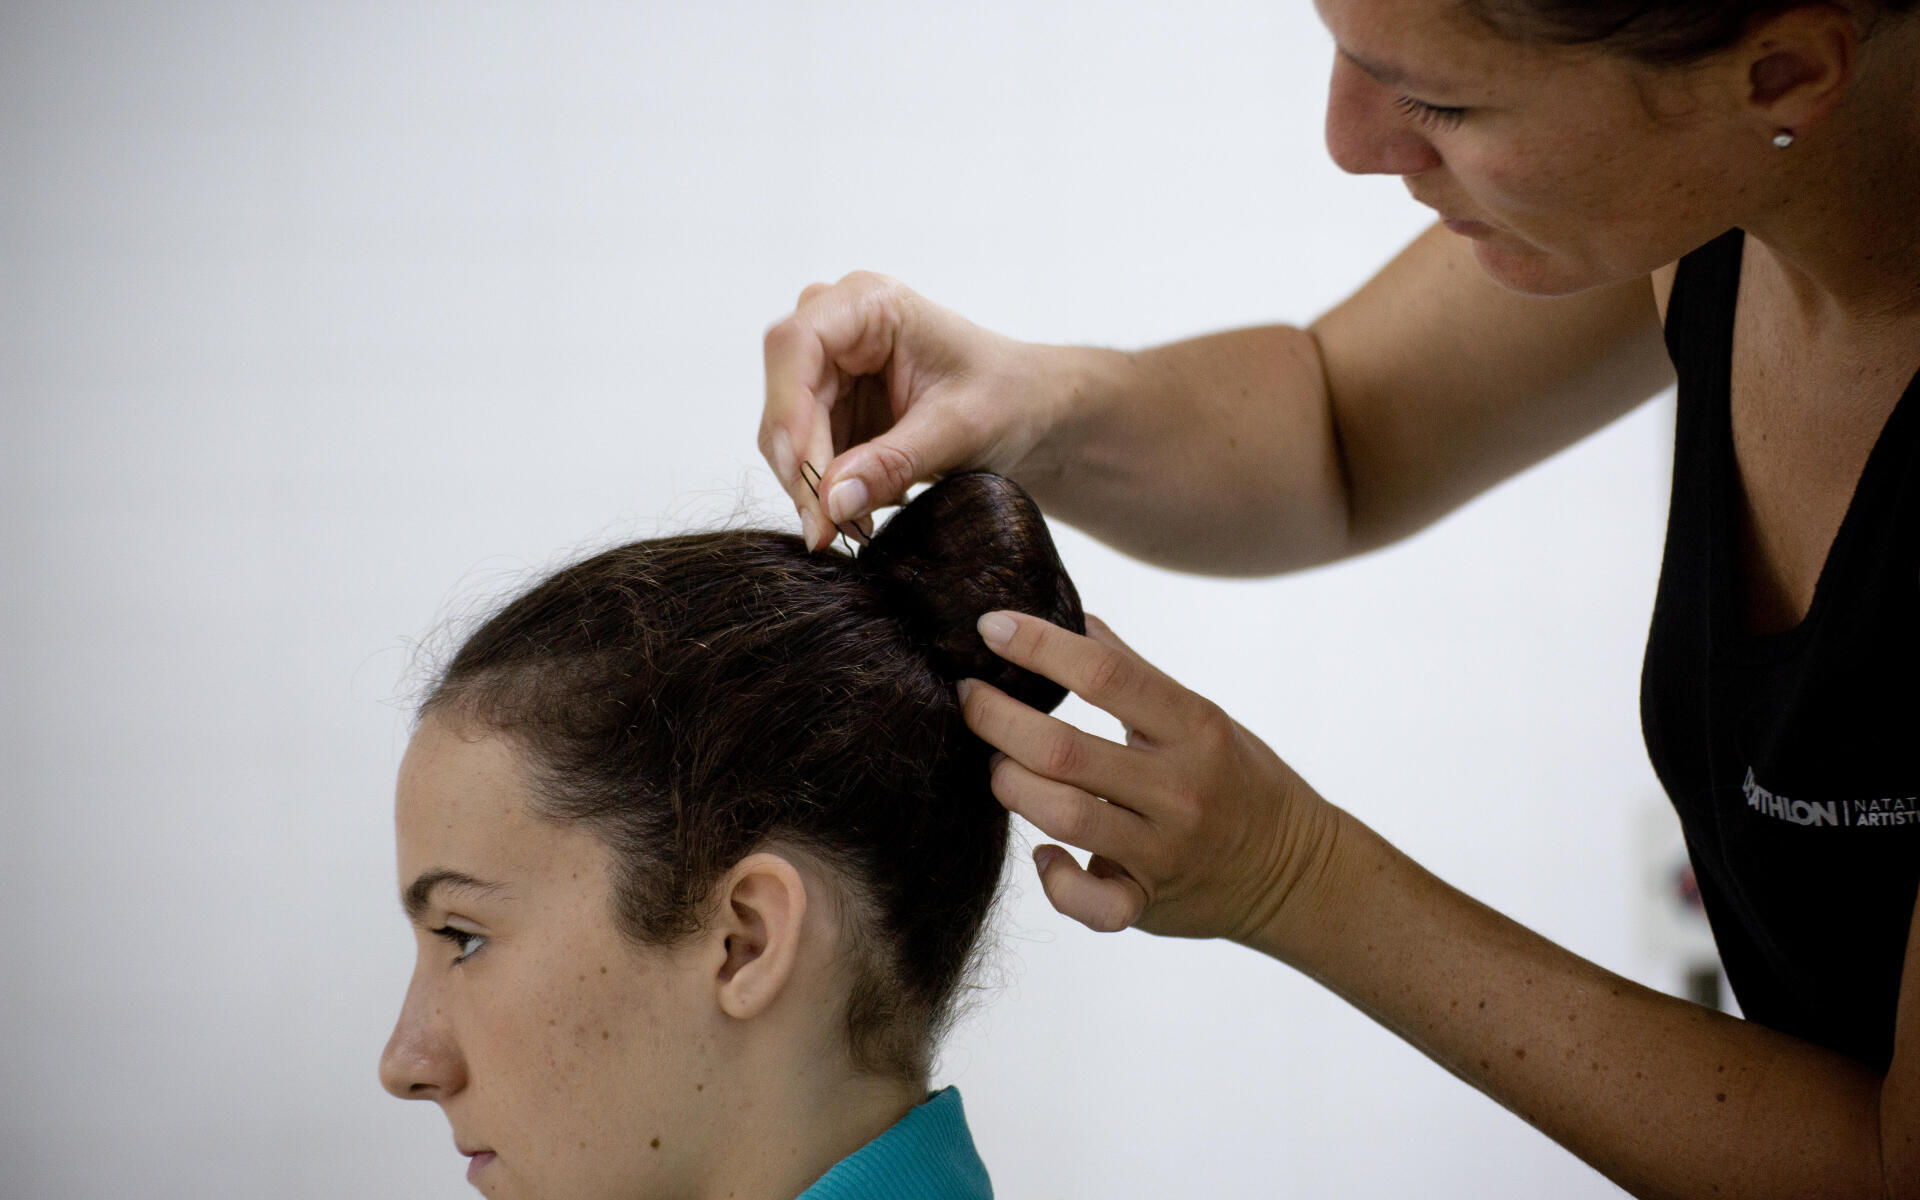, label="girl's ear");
[711,852,809,1020]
